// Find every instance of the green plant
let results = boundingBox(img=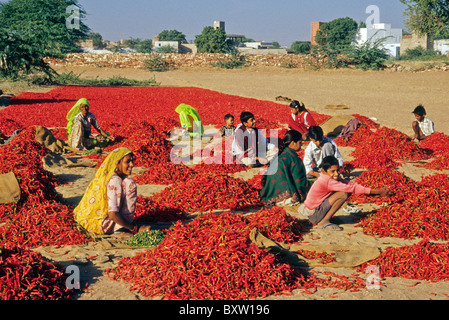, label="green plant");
[398,47,444,60]
[213,53,246,69]
[30,71,160,86]
[349,37,391,70]
[126,229,165,247]
[290,41,311,54]
[194,26,232,53]
[145,54,171,72]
